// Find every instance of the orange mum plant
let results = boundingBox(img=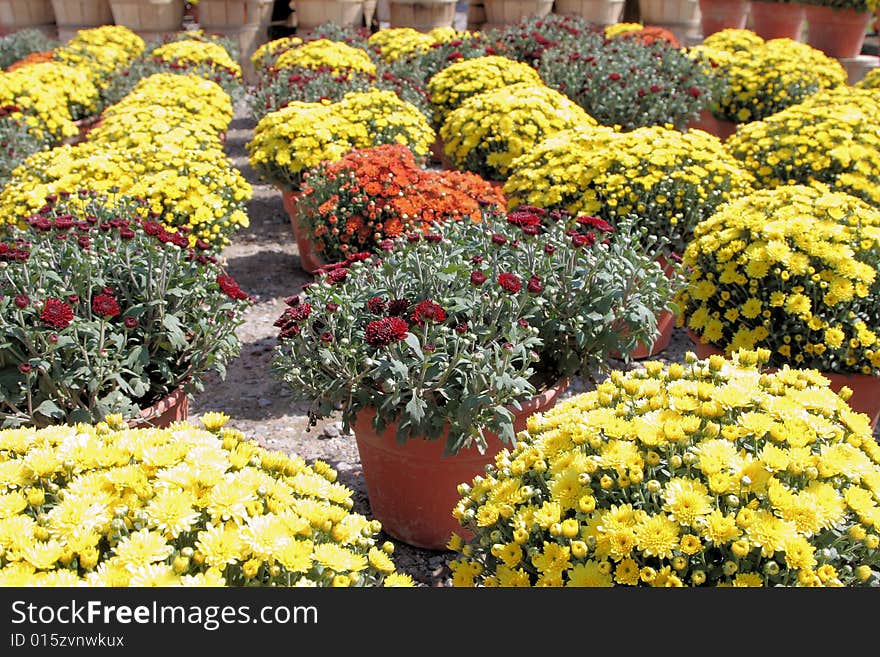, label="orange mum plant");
[296,144,506,263]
